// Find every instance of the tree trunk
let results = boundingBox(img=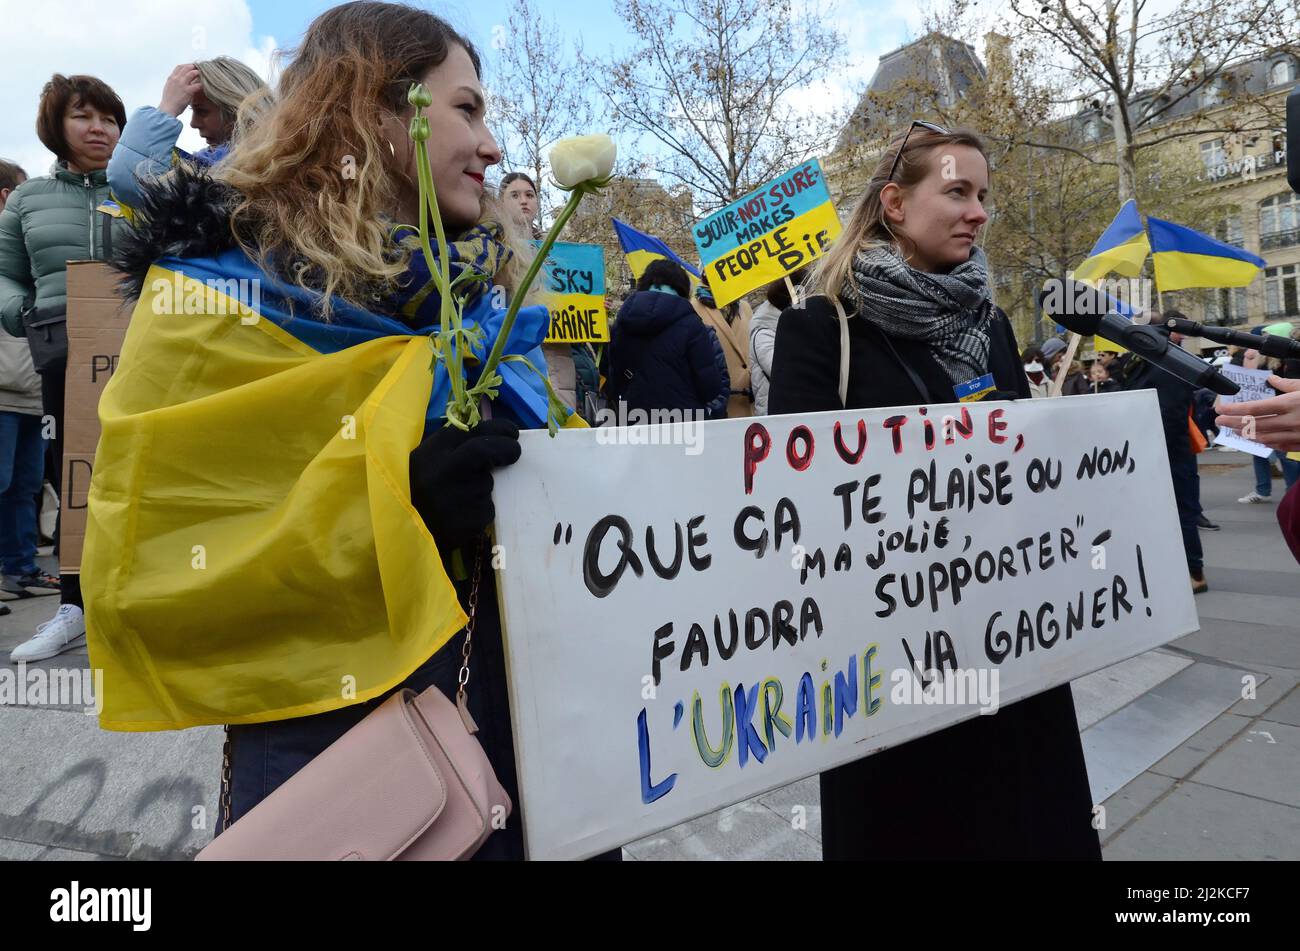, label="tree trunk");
[1109,106,1137,203]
